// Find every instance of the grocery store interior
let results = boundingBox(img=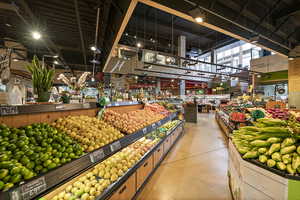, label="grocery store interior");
[0,0,300,199]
